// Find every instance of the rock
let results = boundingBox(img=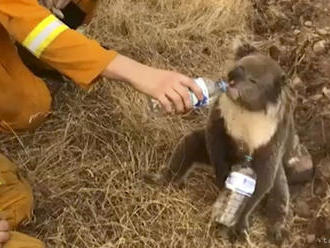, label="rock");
[317,157,330,179]
[304,21,313,27]
[295,200,312,218]
[293,29,301,35]
[322,87,330,99]
[292,76,303,87]
[306,234,316,243]
[316,28,328,36]
[311,94,323,101]
[313,40,327,55]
